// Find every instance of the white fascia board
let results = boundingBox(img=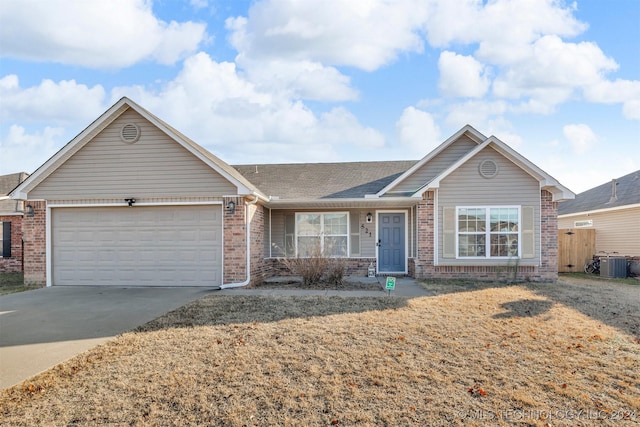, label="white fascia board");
[376,125,487,196]
[123,98,259,197]
[485,137,576,201]
[415,135,576,202]
[10,98,130,199]
[419,139,493,193]
[558,203,640,218]
[265,197,419,209]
